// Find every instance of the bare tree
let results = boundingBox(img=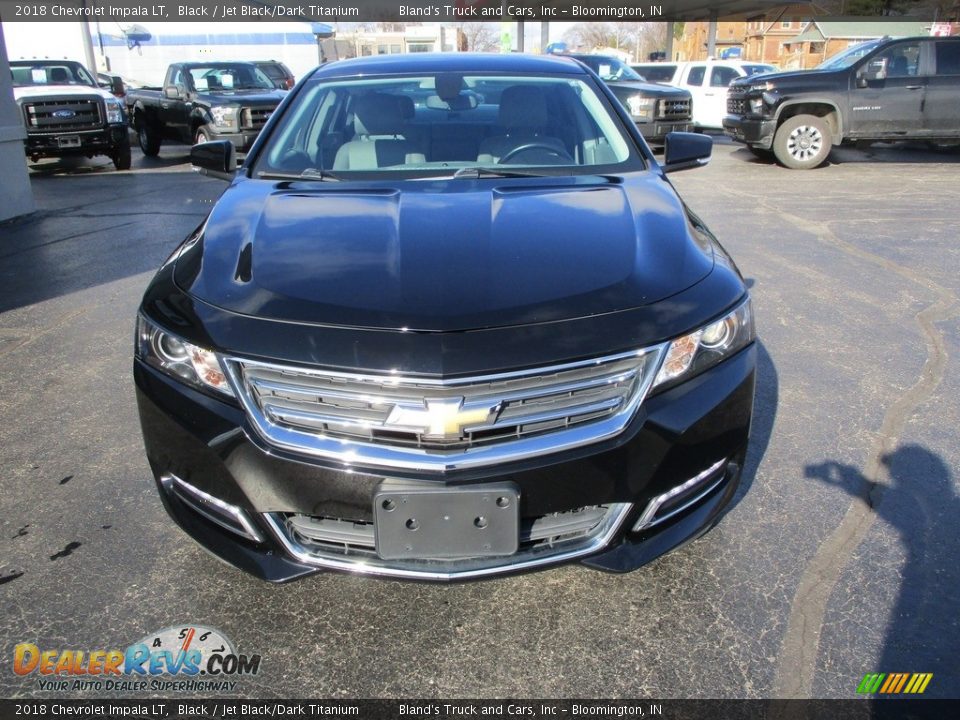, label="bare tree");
[457,22,499,53]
